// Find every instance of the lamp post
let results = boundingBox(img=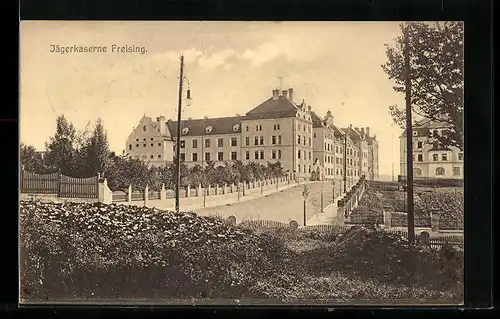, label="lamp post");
[174,54,192,214]
[302,185,309,226]
[332,179,336,203]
